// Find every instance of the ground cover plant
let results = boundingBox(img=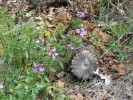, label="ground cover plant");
[0,0,133,100]
[0,3,84,99]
